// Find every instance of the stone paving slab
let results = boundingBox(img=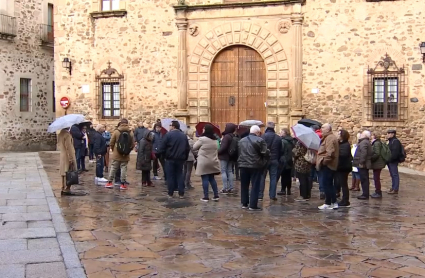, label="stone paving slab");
[0,153,86,278]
